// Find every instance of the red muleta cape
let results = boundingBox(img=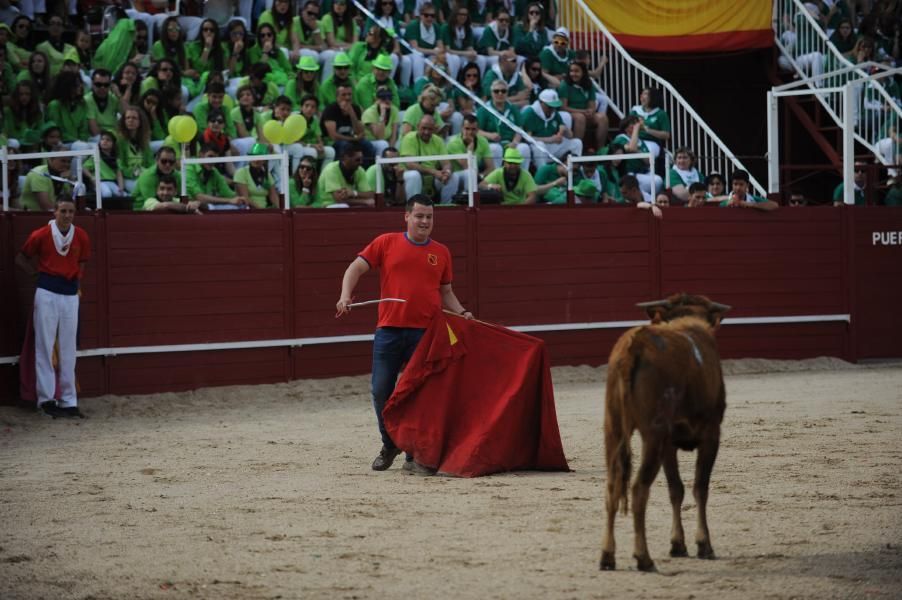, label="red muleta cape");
[383,311,570,477]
